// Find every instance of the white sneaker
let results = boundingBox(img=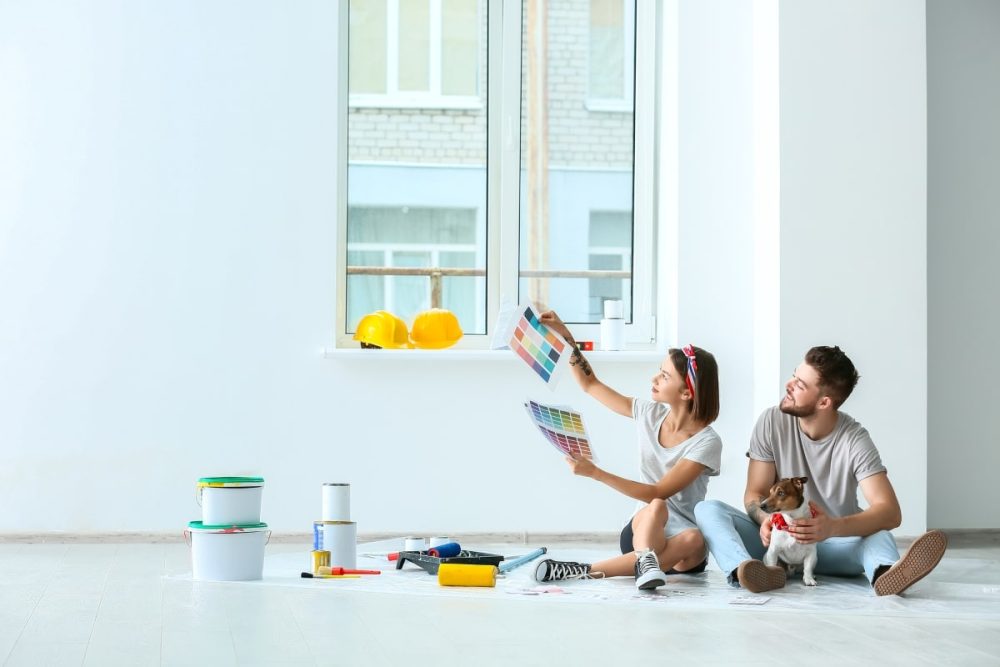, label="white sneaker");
[634,549,666,590]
